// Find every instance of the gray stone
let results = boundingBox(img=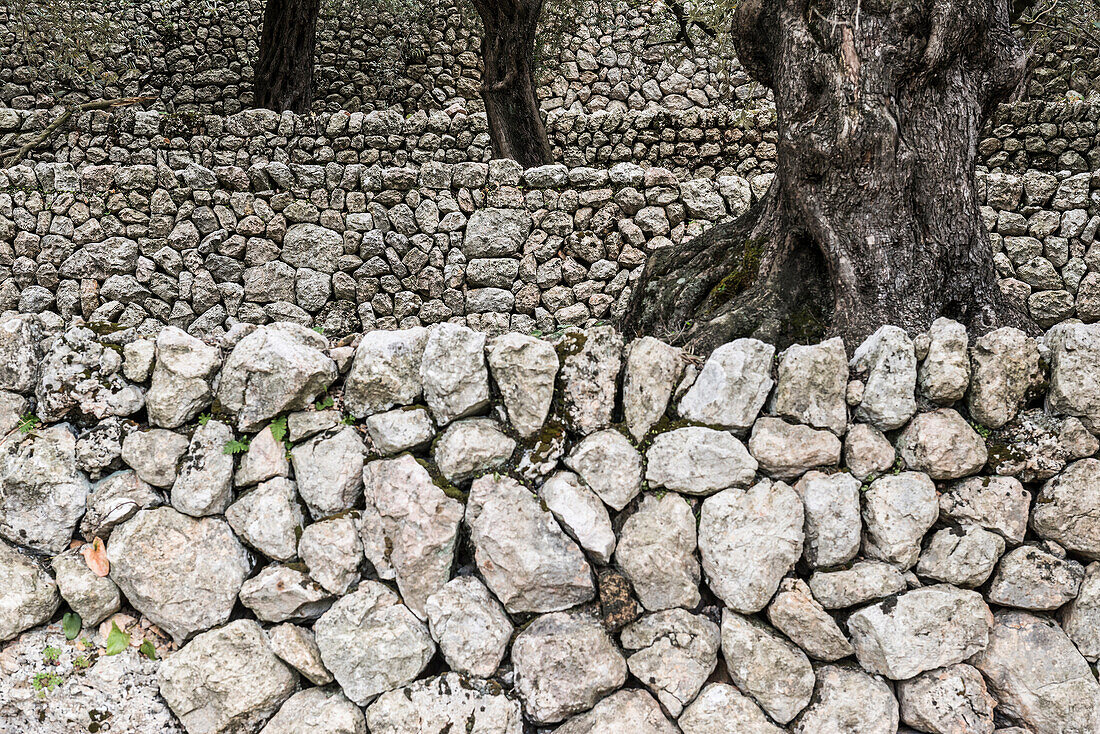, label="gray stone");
[896,408,988,480]
[679,683,783,734]
[122,338,156,383]
[968,327,1042,429]
[843,423,896,480]
[170,419,235,517]
[145,327,220,429]
[792,665,899,734]
[557,326,623,435]
[623,337,683,441]
[260,688,365,734]
[36,326,144,421]
[464,208,533,258]
[282,223,343,273]
[862,471,938,569]
[808,561,908,609]
[421,323,490,426]
[720,611,814,725]
[424,576,513,678]
[540,471,616,563]
[847,584,993,680]
[239,565,332,623]
[773,337,848,434]
[748,417,842,480]
[919,318,971,405]
[235,425,290,487]
[987,544,1084,610]
[291,426,366,519]
[80,469,162,539]
[939,475,1030,544]
[0,424,89,553]
[433,418,516,484]
[107,508,249,644]
[360,455,463,617]
[915,526,1006,588]
[564,429,643,510]
[766,578,854,662]
[121,428,189,488]
[615,492,700,611]
[314,582,435,706]
[646,426,757,495]
[850,326,918,431]
[367,674,522,734]
[364,407,435,455]
[553,689,677,733]
[972,611,1100,734]
[699,480,803,613]
[1032,458,1100,558]
[898,664,996,734]
[512,612,627,724]
[486,333,559,438]
[1046,322,1100,433]
[266,624,333,685]
[678,338,775,430]
[51,551,121,627]
[226,477,304,562]
[0,314,41,393]
[794,470,861,569]
[343,327,428,418]
[299,516,363,595]
[620,609,721,716]
[1063,562,1100,661]
[158,619,297,734]
[0,538,59,642]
